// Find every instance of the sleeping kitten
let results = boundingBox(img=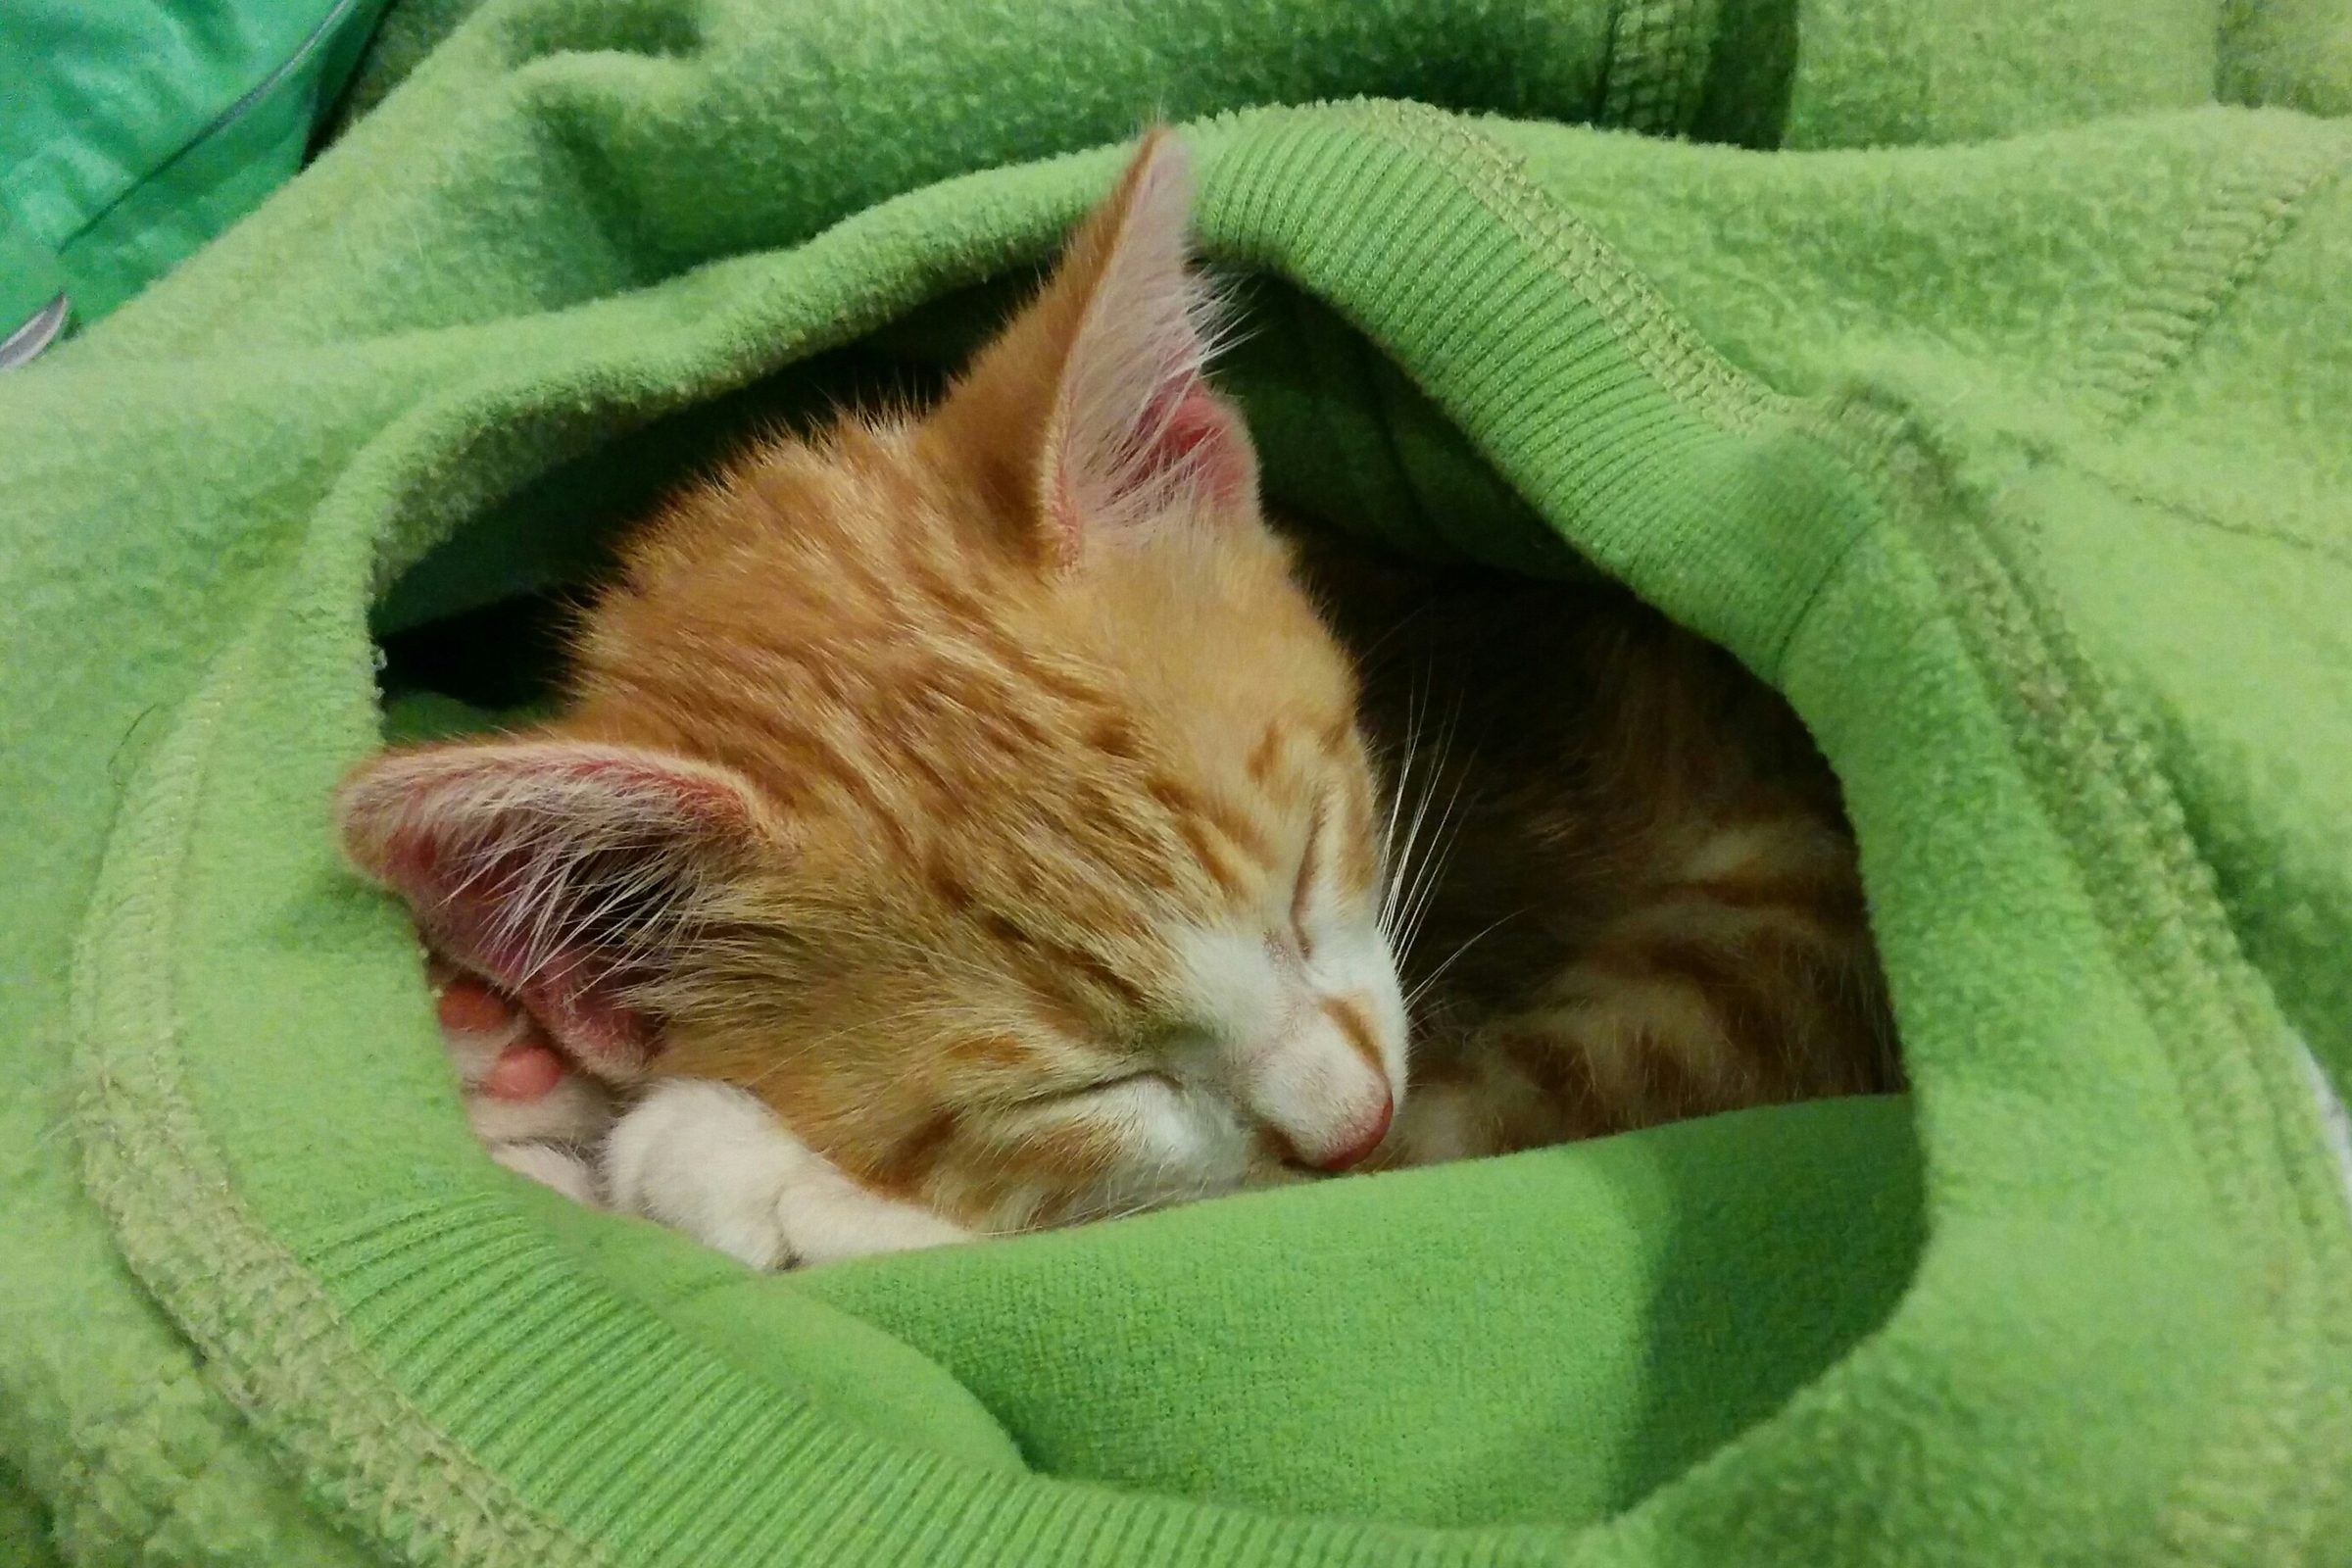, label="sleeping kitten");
[340,129,1895,1270]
